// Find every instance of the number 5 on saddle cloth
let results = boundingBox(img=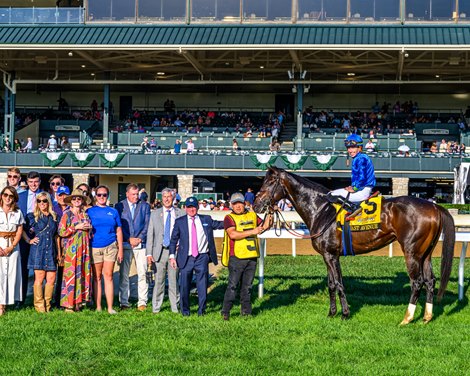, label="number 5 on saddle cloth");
[332,195,383,256]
